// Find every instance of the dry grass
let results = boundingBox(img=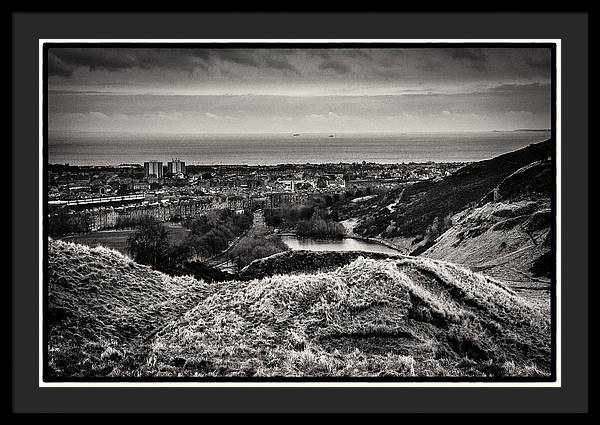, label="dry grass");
[240,250,402,279]
[147,256,551,378]
[47,239,211,377]
[422,197,553,316]
[423,157,553,299]
[59,223,190,256]
[48,239,551,378]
